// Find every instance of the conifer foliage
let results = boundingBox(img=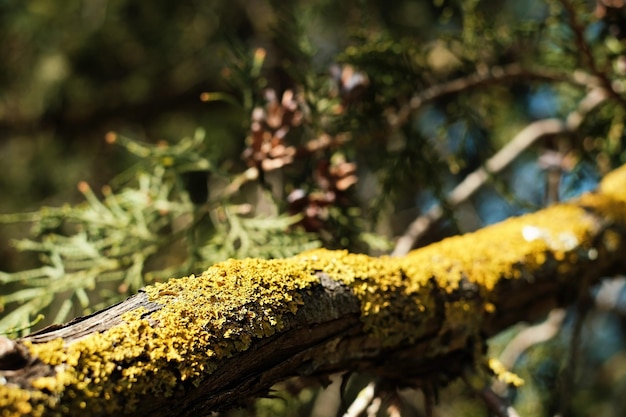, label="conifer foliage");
[1,0,626,415]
